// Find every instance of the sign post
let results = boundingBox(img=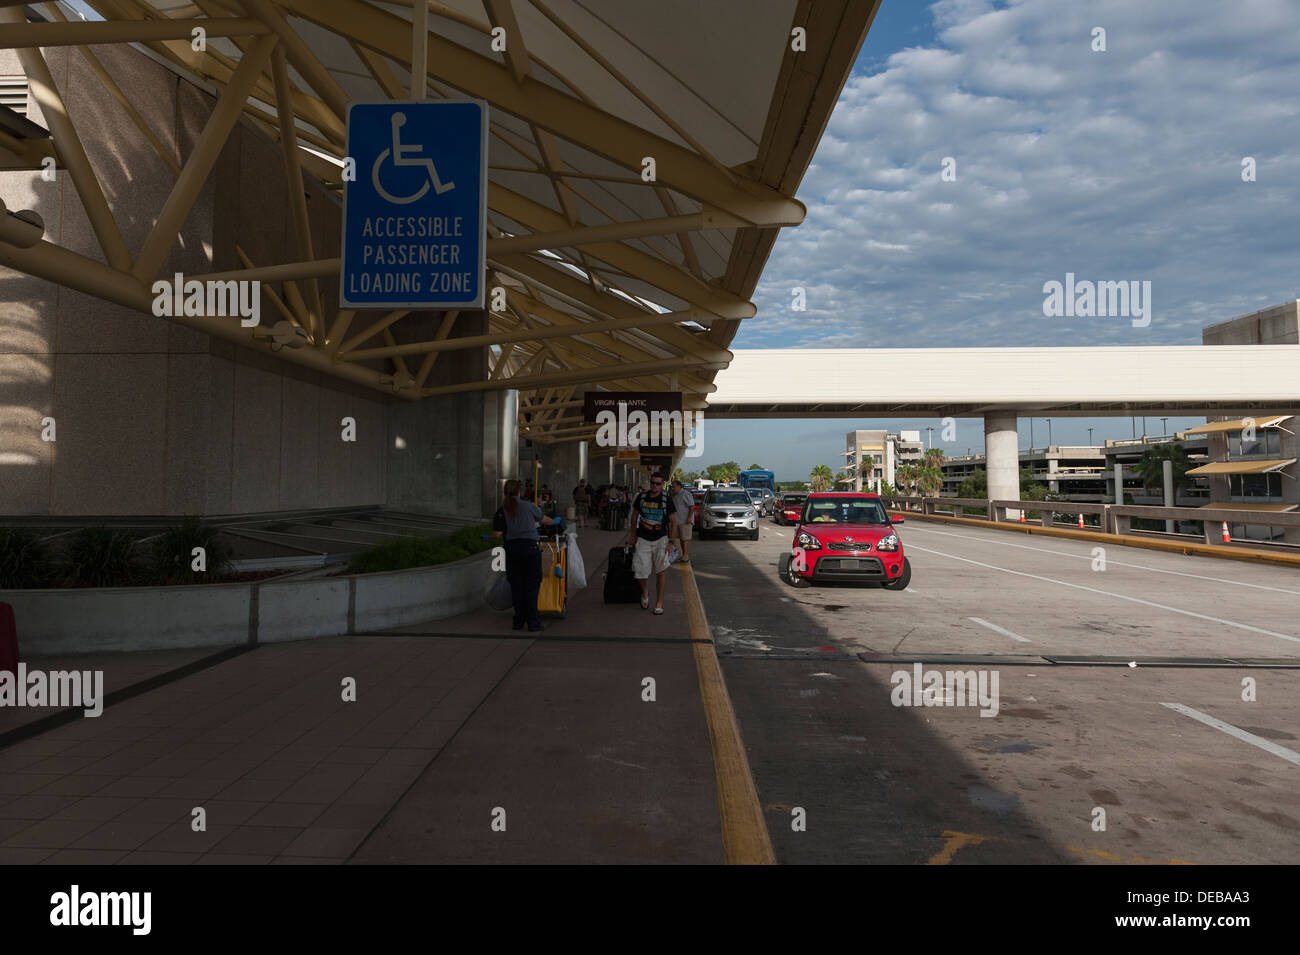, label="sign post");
[340,100,488,310]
